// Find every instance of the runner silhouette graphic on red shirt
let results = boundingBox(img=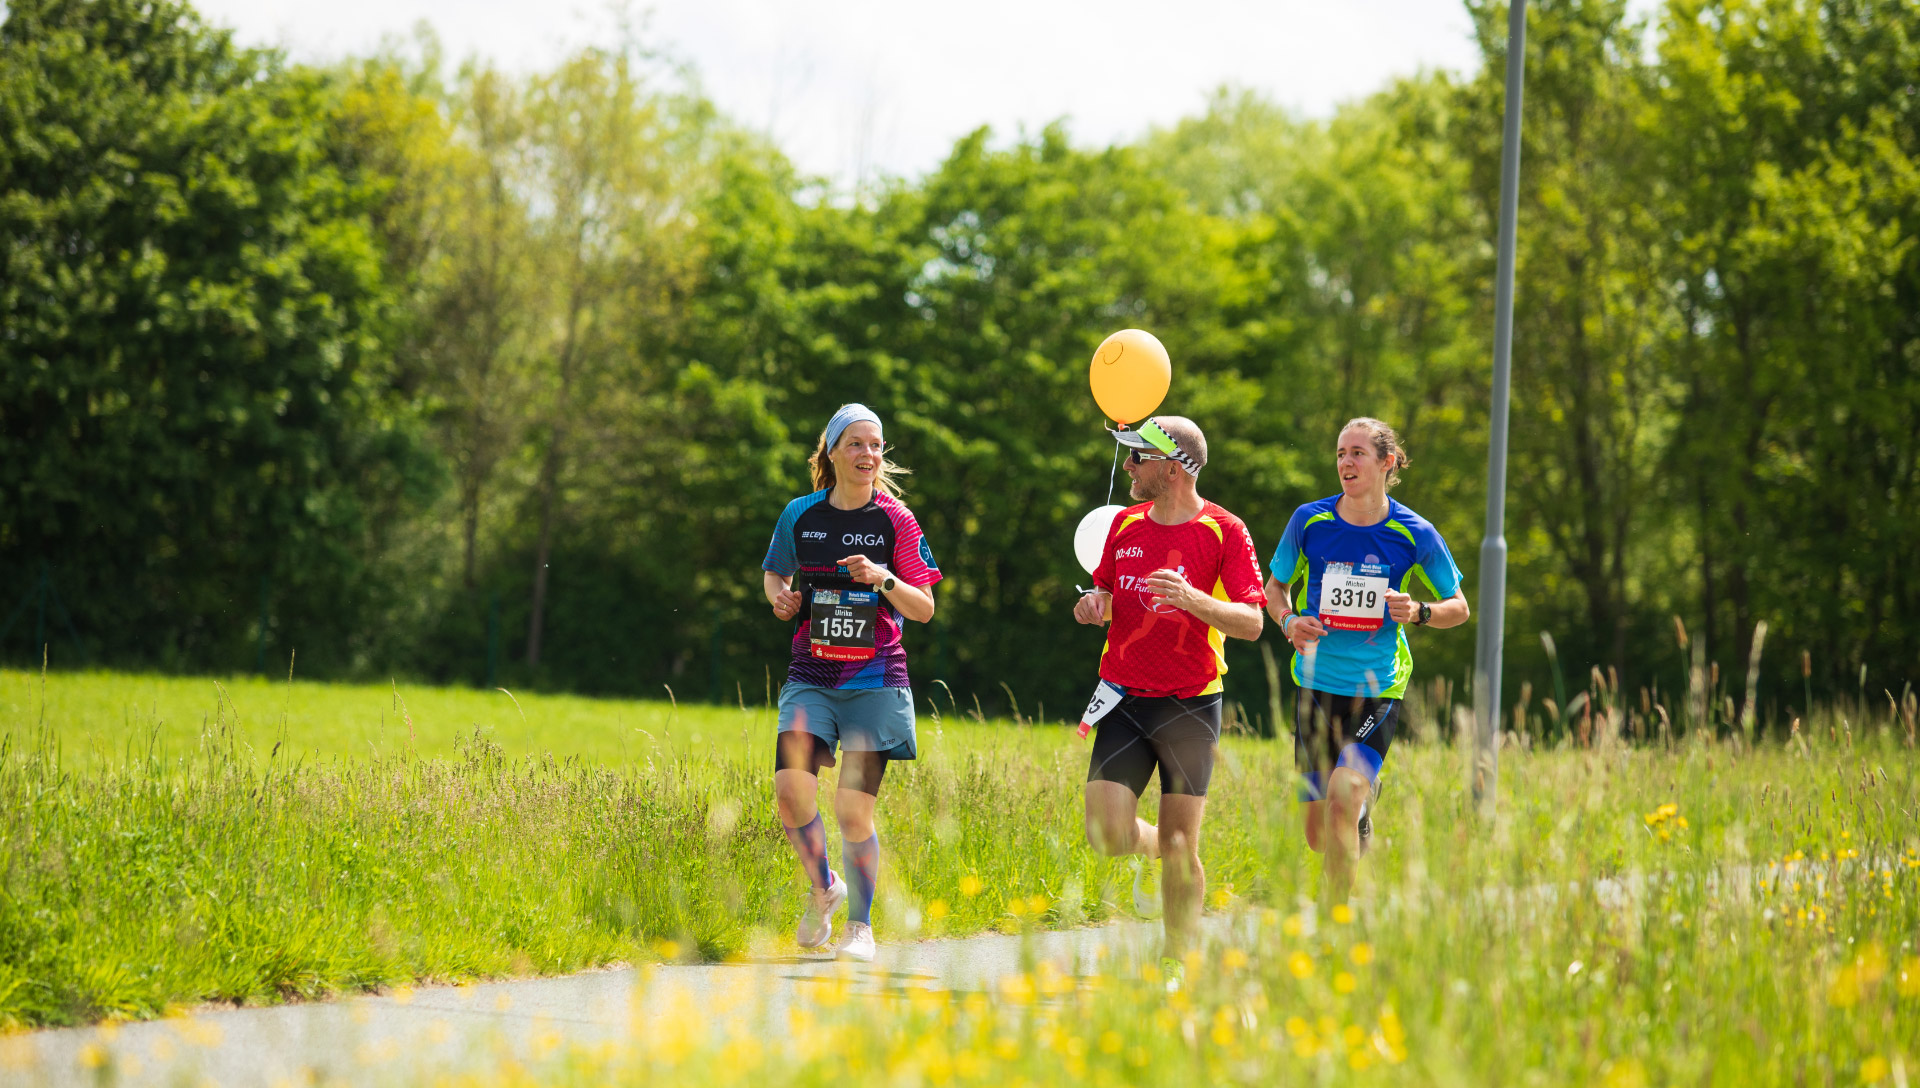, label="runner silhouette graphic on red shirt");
[1113,550,1200,660]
